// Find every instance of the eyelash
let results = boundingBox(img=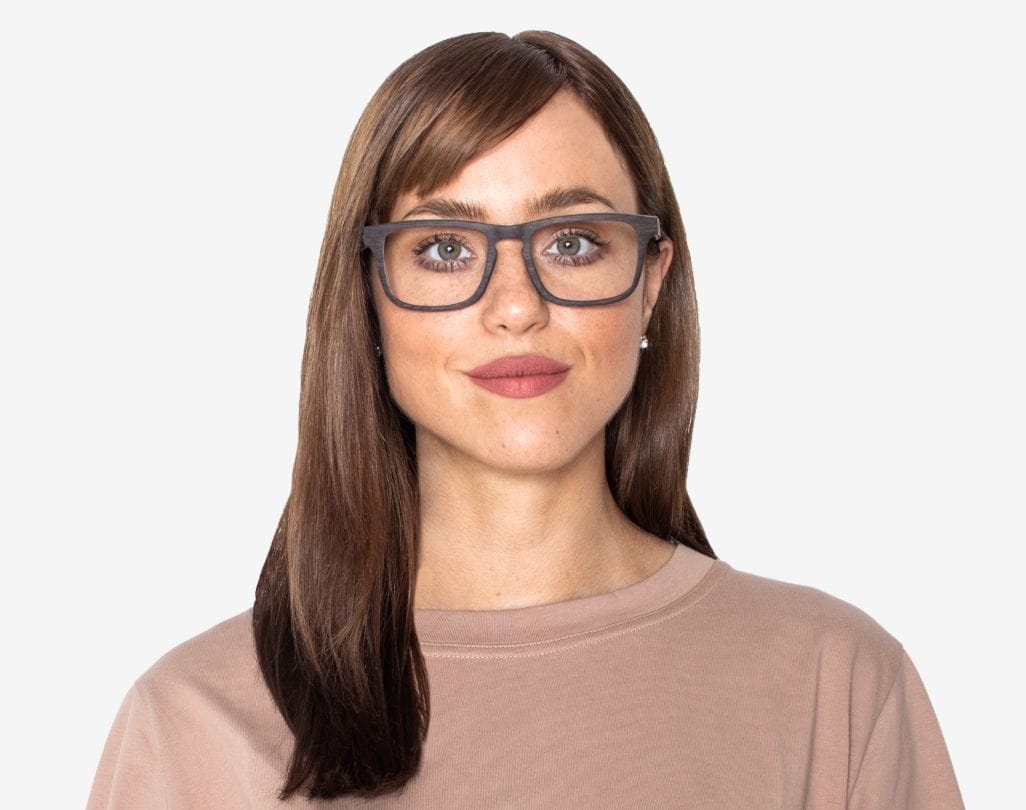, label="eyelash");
[545,228,608,266]
[411,233,474,272]
[409,227,610,272]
